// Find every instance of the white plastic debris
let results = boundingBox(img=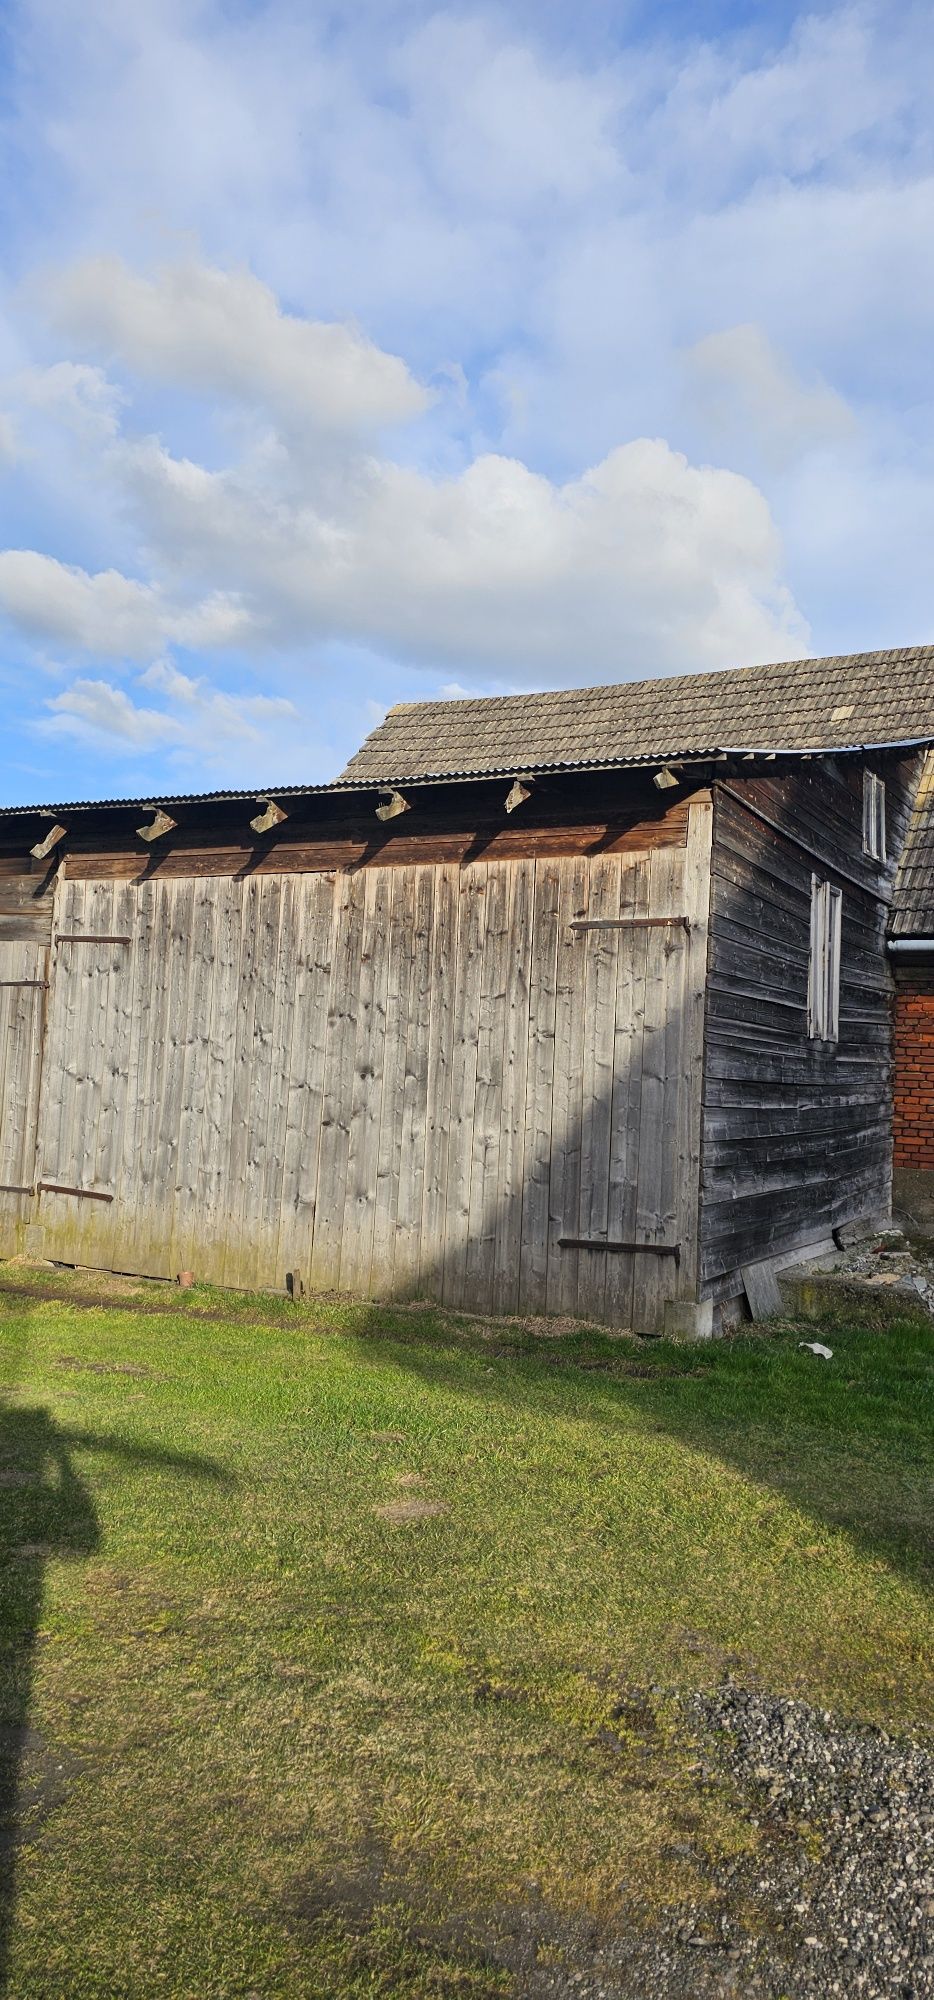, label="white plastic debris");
[798,1341,833,1359]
